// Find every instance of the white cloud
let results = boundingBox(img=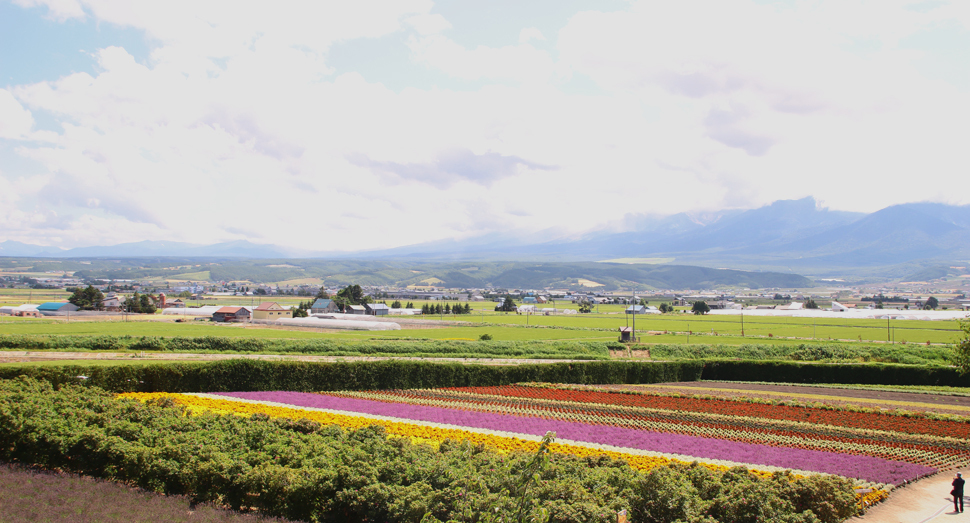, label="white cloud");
[13,0,85,21]
[405,13,452,35]
[2,0,969,251]
[0,90,35,139]
[518,27,545,43]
